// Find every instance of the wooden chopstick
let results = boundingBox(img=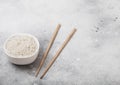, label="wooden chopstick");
[40,28,77,79]
[35,24,61,77]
